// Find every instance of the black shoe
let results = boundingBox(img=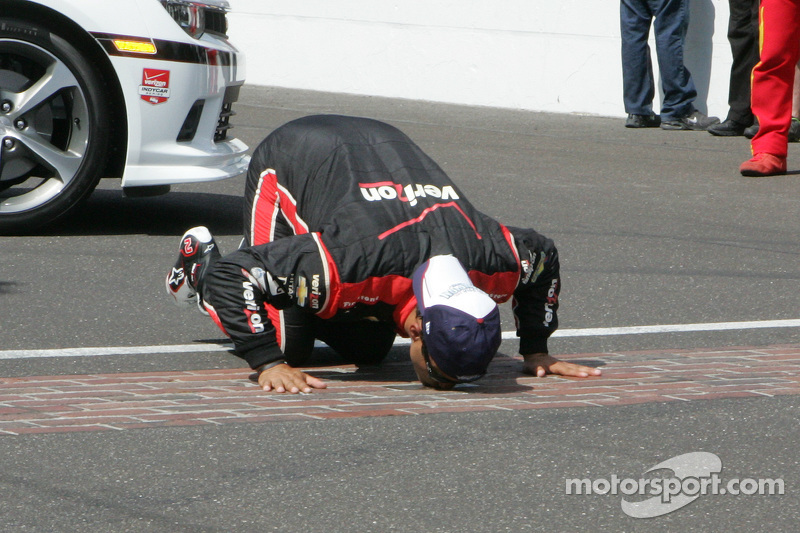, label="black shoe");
[789,118,800,142]
[708,118,748,137]
[625,113,661,128]
[743,119,799,140]
[661,110,720,131]
[166,226,222,312]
